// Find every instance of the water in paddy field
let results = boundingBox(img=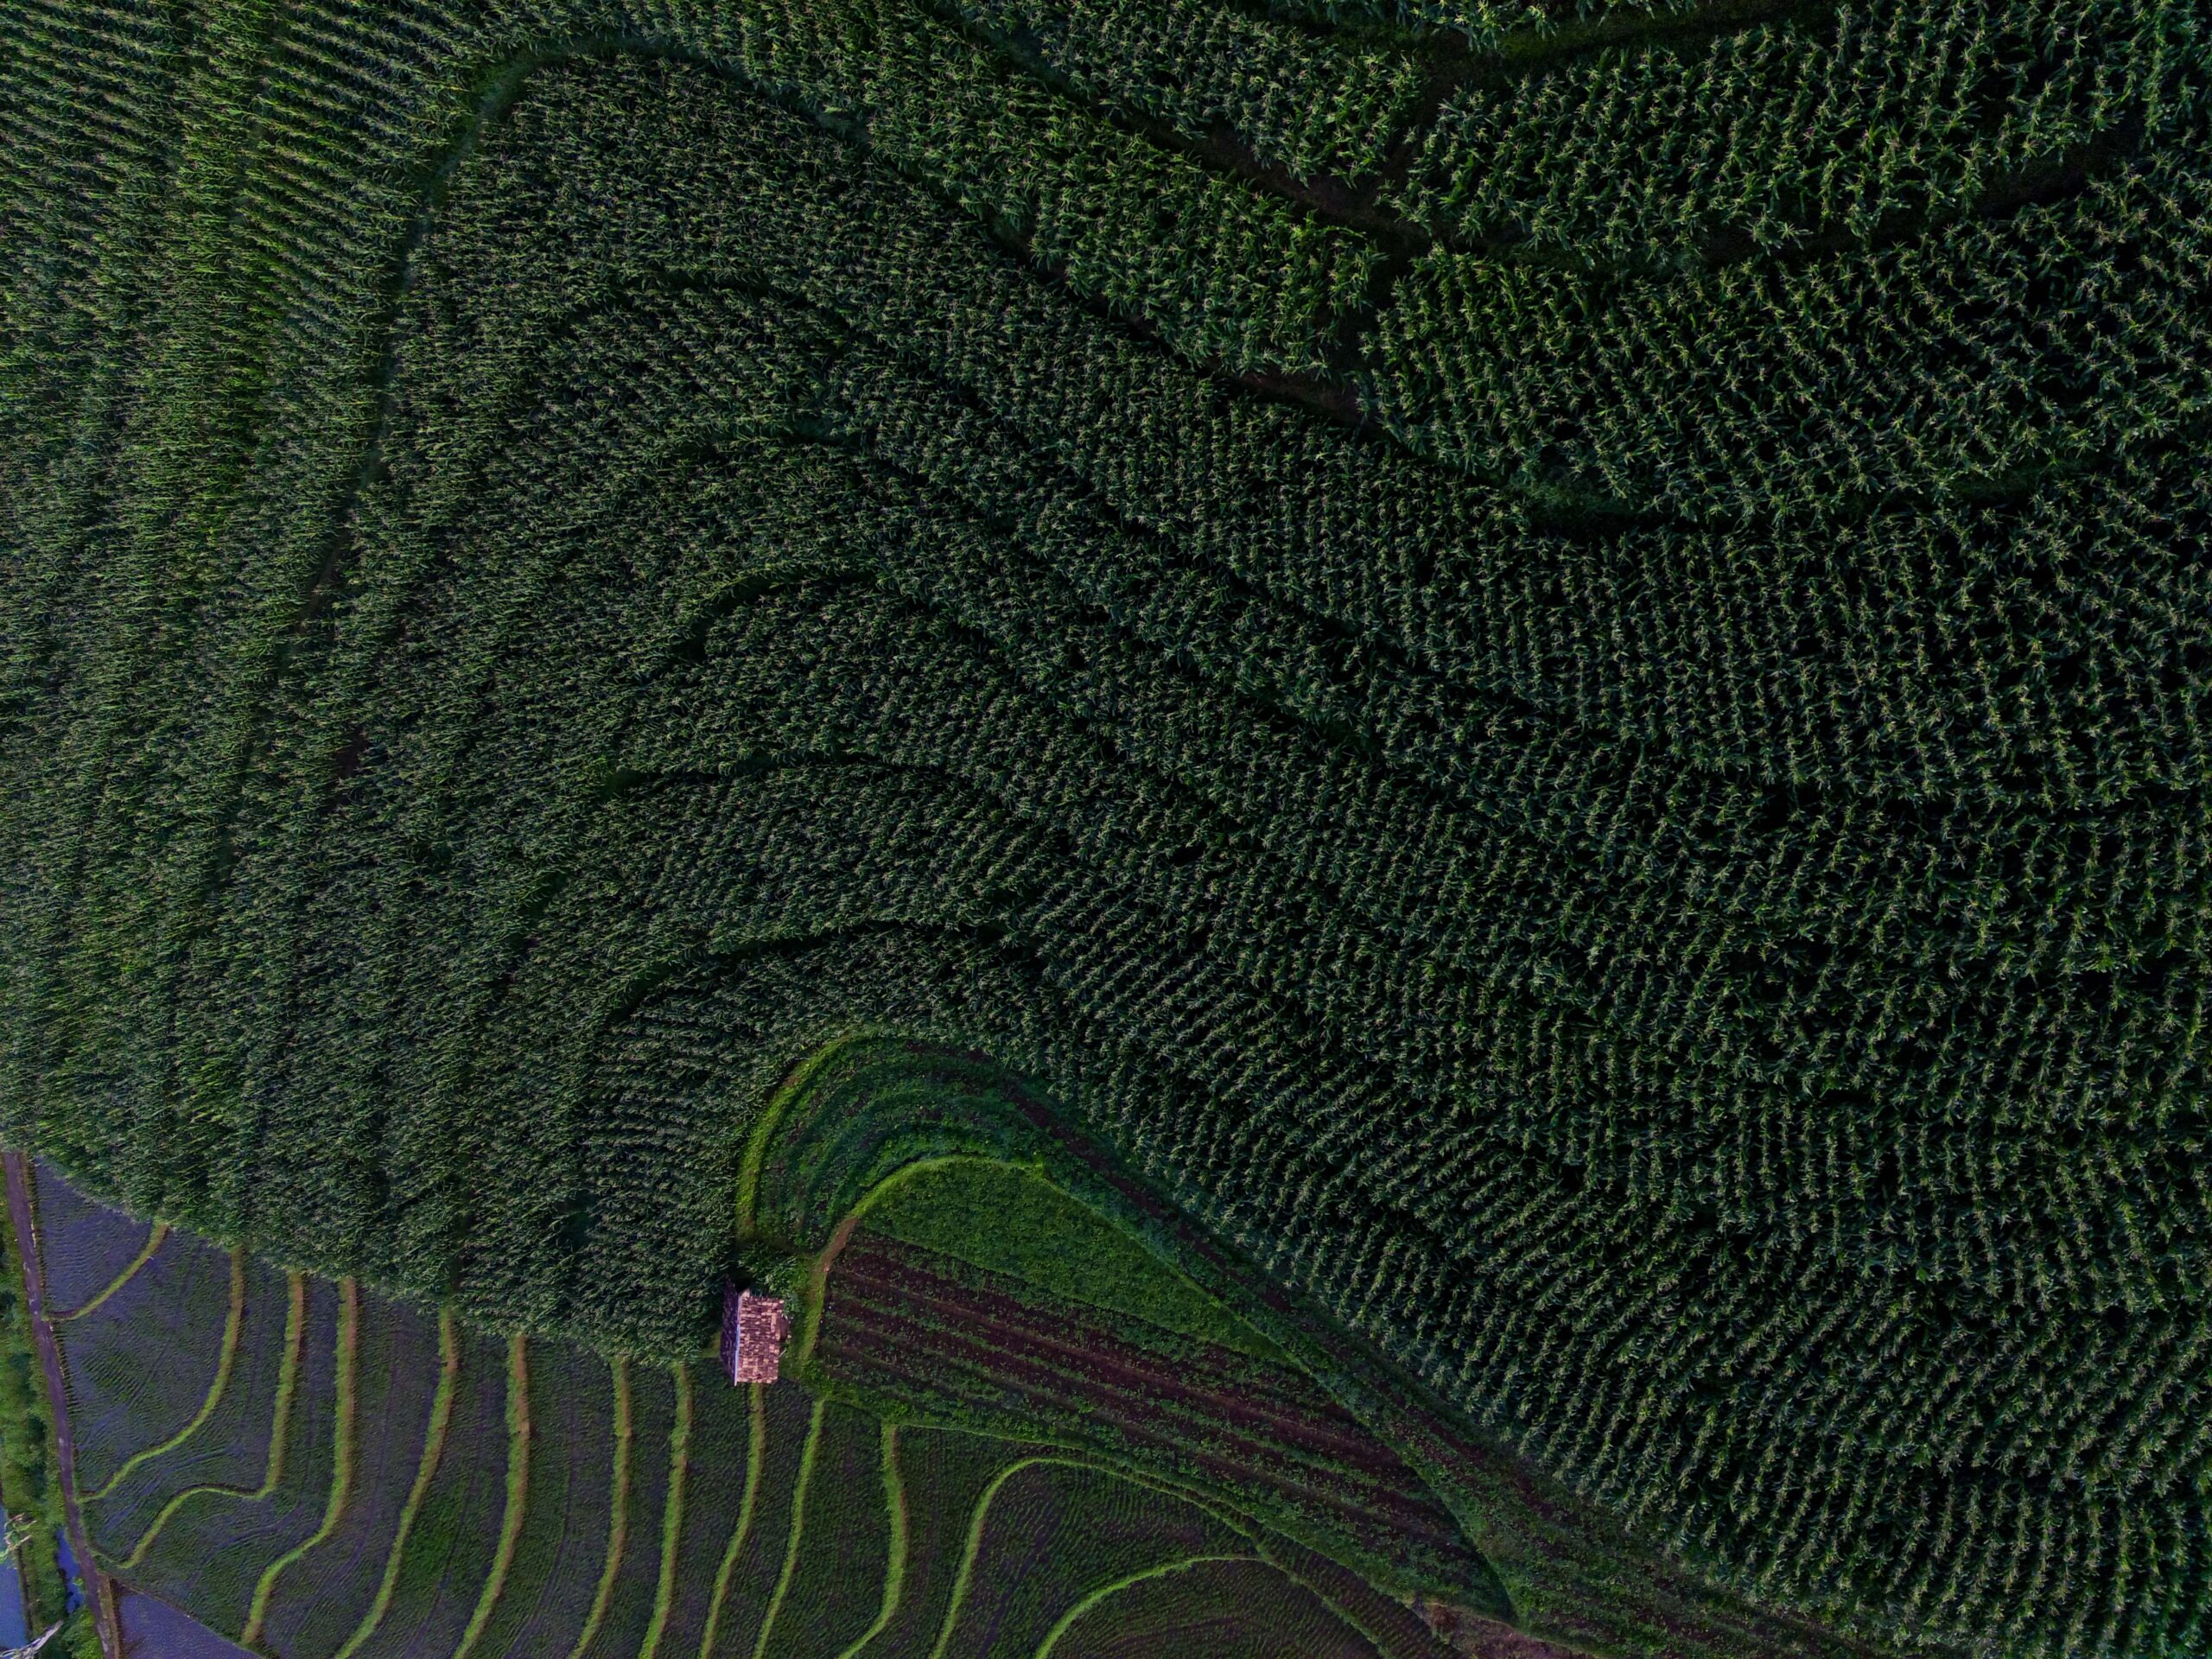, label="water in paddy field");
[52,1530,81,1615]
[115,1590,257,1659]
[0,1541,23,1647]
[0,1425,20,1643]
